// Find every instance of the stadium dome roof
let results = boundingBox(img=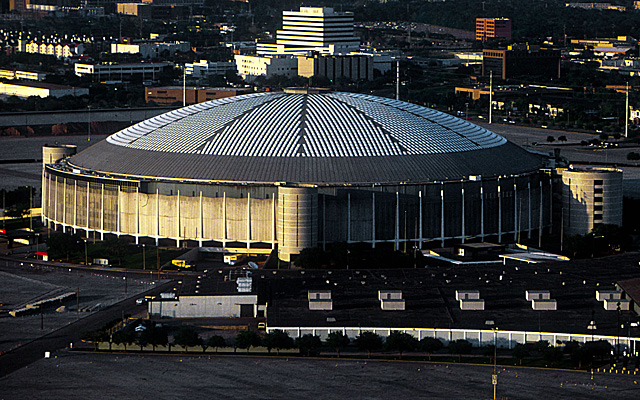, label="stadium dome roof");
[69,91,545,184]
